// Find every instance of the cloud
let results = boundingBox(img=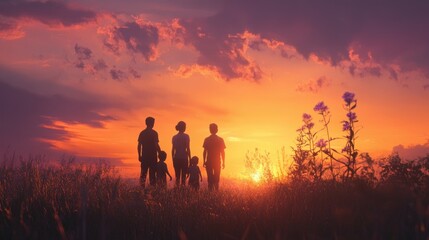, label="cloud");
[178,24,265,81]
[0,80,115,155]
[0,1,97,27]
[175,64,223,80]
[73,44,141,81]
[392,140,429,160]
[0,18,25,40]
[296,76,331,93]
[73,43,145,82]
[108,67,142,81]
[129,67,141,79]
[178,0,429,81]
[110,68,127,81]
[73,44,109,75]
[75,44,92,60]
[103,21,160,61]
[93,59,108,71]
[348,64,382,78]
[424,84,429,90]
